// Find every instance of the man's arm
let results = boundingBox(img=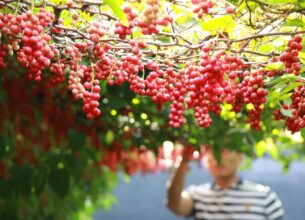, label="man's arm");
[166,159,193,216]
